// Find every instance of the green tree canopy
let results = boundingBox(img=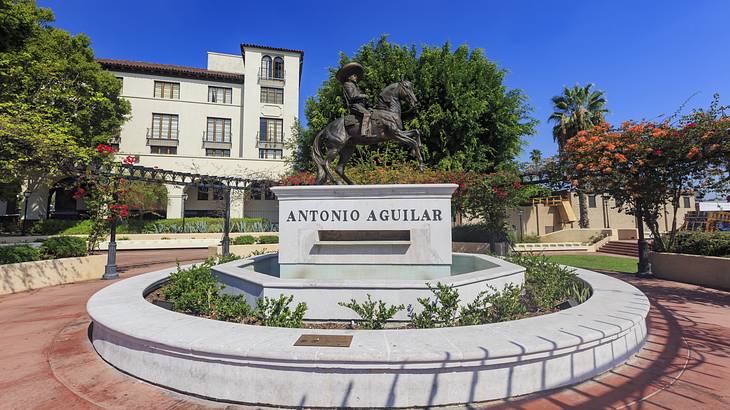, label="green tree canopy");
[0,0,130,186]
[295,36,536,173]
